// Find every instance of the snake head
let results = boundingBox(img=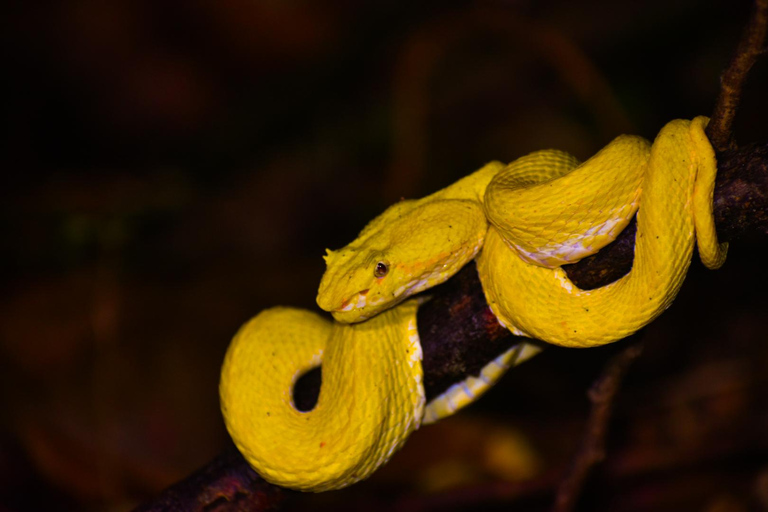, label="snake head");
[316,245,396,323]
[317,198,486,323]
